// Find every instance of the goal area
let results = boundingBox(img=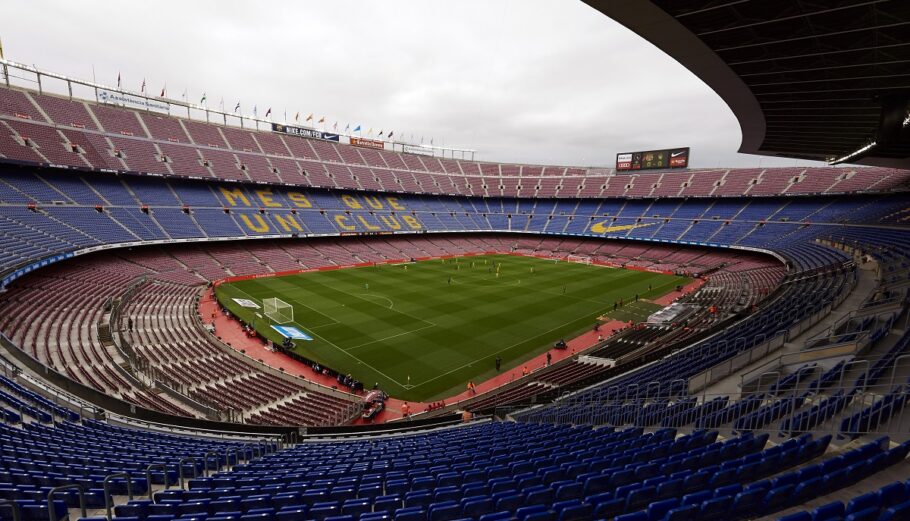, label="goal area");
[567,255,593,265]
[263,297,294,324]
